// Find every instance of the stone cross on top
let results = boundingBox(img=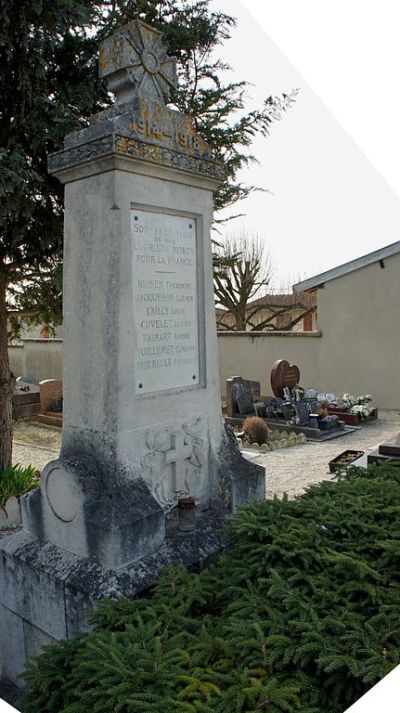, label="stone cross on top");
[99,20,177,105]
